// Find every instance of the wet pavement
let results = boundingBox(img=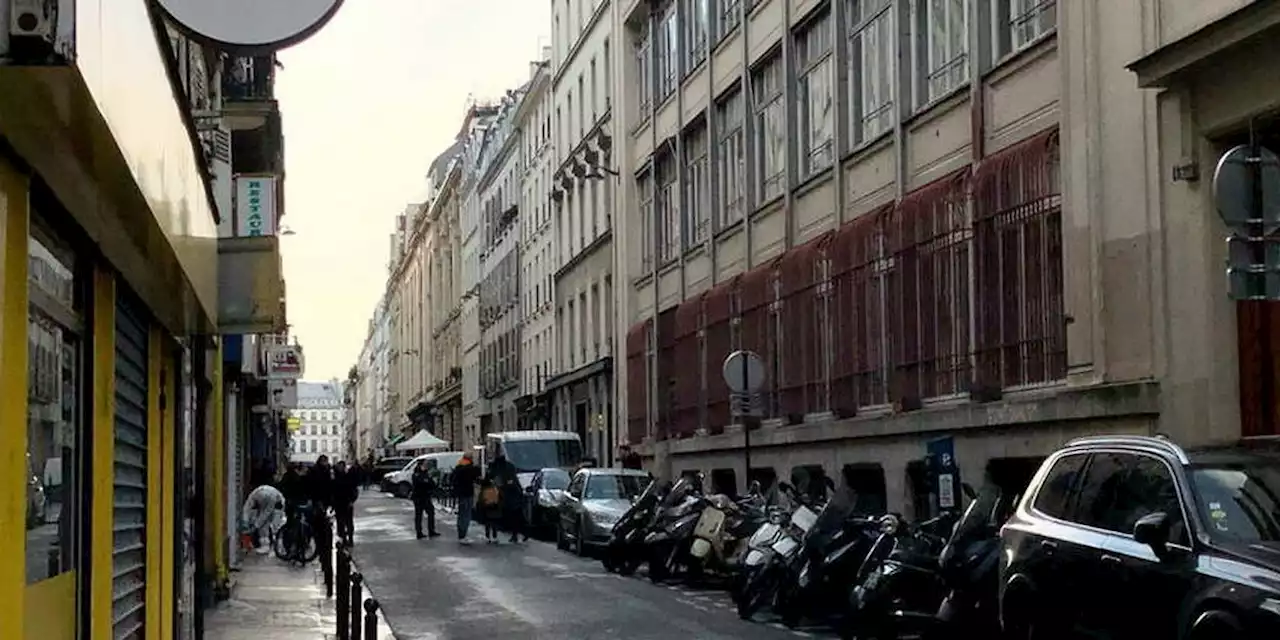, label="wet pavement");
[203,544,395,639]
[349,492,829,640]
